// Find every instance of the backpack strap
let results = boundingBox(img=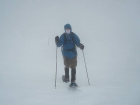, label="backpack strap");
[71,32,75,43]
